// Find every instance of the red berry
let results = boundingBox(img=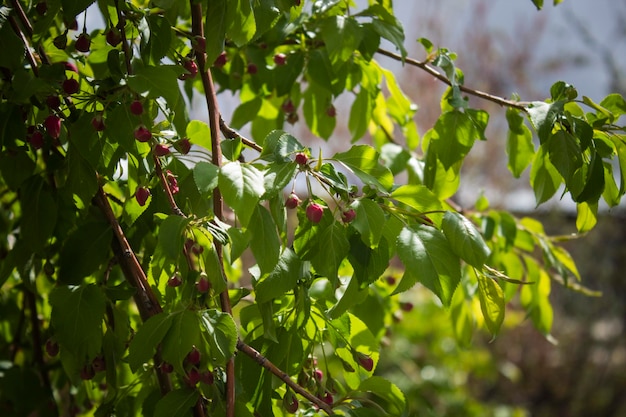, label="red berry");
[130,100,144,115]
[134,125,151,142]
[326,105,336,118]
[313,368,323,380]
[193,36,206,54]
[62,78,79,95]
[186,346,201,365]
[196,275,210,293]
[175,138,191,154]
[79,364,95,380]
[45,338,59,357]
[285,193,301,209]
[166,170,179,194]
[92,356,106,372]
[247,63,258,74]
[322,392,333,405]
[64,61,78,73]
[399,301,414,312]
[160,362,174,373]
[29,130,44,149]
[341,208,356,223]
[44,115,61,139]
[355,352,374,372]
[105,27,122,47]
[306,203,324,223]
[283,390,299,414]
[46,95,61,109]
[294,152,308,165]
[135,187,150,206]
[179,58,198,80]
[35,2,47,16]
[213,51,227,68]
[273,53,287,66]
[200,370,214,385]
[191,244,204,255]
[186,367,200,386]
[75,33,91,53]
[385,276,396,286]
[167,274,182,287]
[91,114,105,131]
[154,144,171,157]
[282,99,296,114]
[66,19,78,31]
